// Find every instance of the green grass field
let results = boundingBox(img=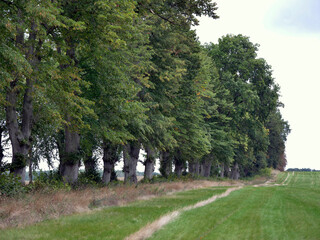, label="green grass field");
[1,172,319,240]
[151,172,320,240]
